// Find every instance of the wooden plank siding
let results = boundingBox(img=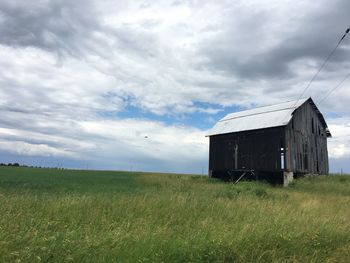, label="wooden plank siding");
[209,127,284,173]
[284,102,329,175]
